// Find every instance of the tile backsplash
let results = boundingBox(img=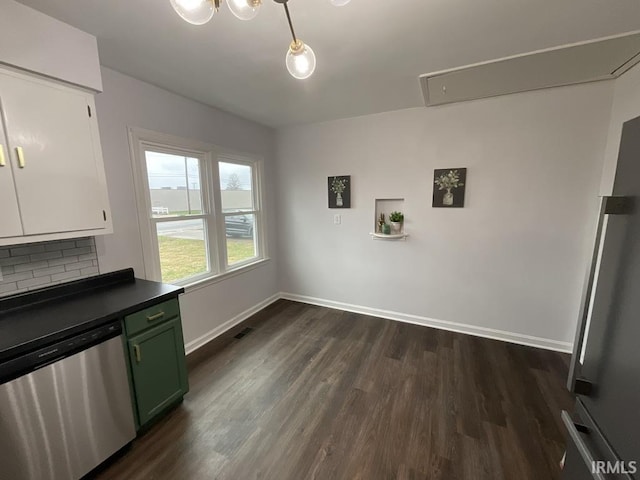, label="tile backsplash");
[0,238,99,297]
